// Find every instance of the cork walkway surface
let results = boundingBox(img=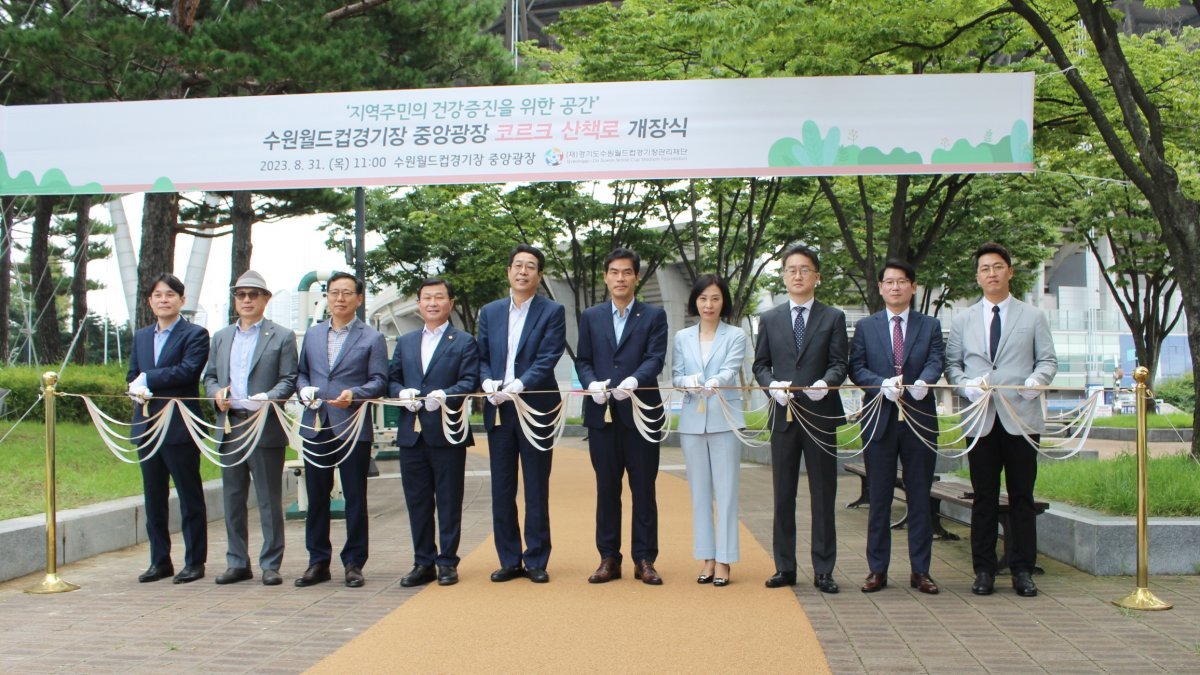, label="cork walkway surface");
[0,439,1197,674]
